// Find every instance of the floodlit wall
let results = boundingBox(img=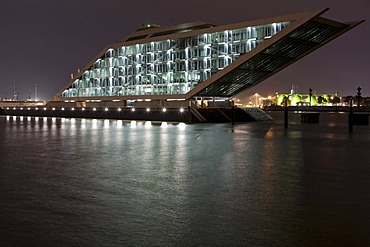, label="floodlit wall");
[61,22,290,98]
